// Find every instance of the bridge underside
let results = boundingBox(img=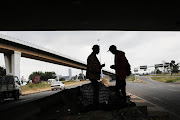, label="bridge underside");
[0,2,177,31]
[0,41,114,77]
